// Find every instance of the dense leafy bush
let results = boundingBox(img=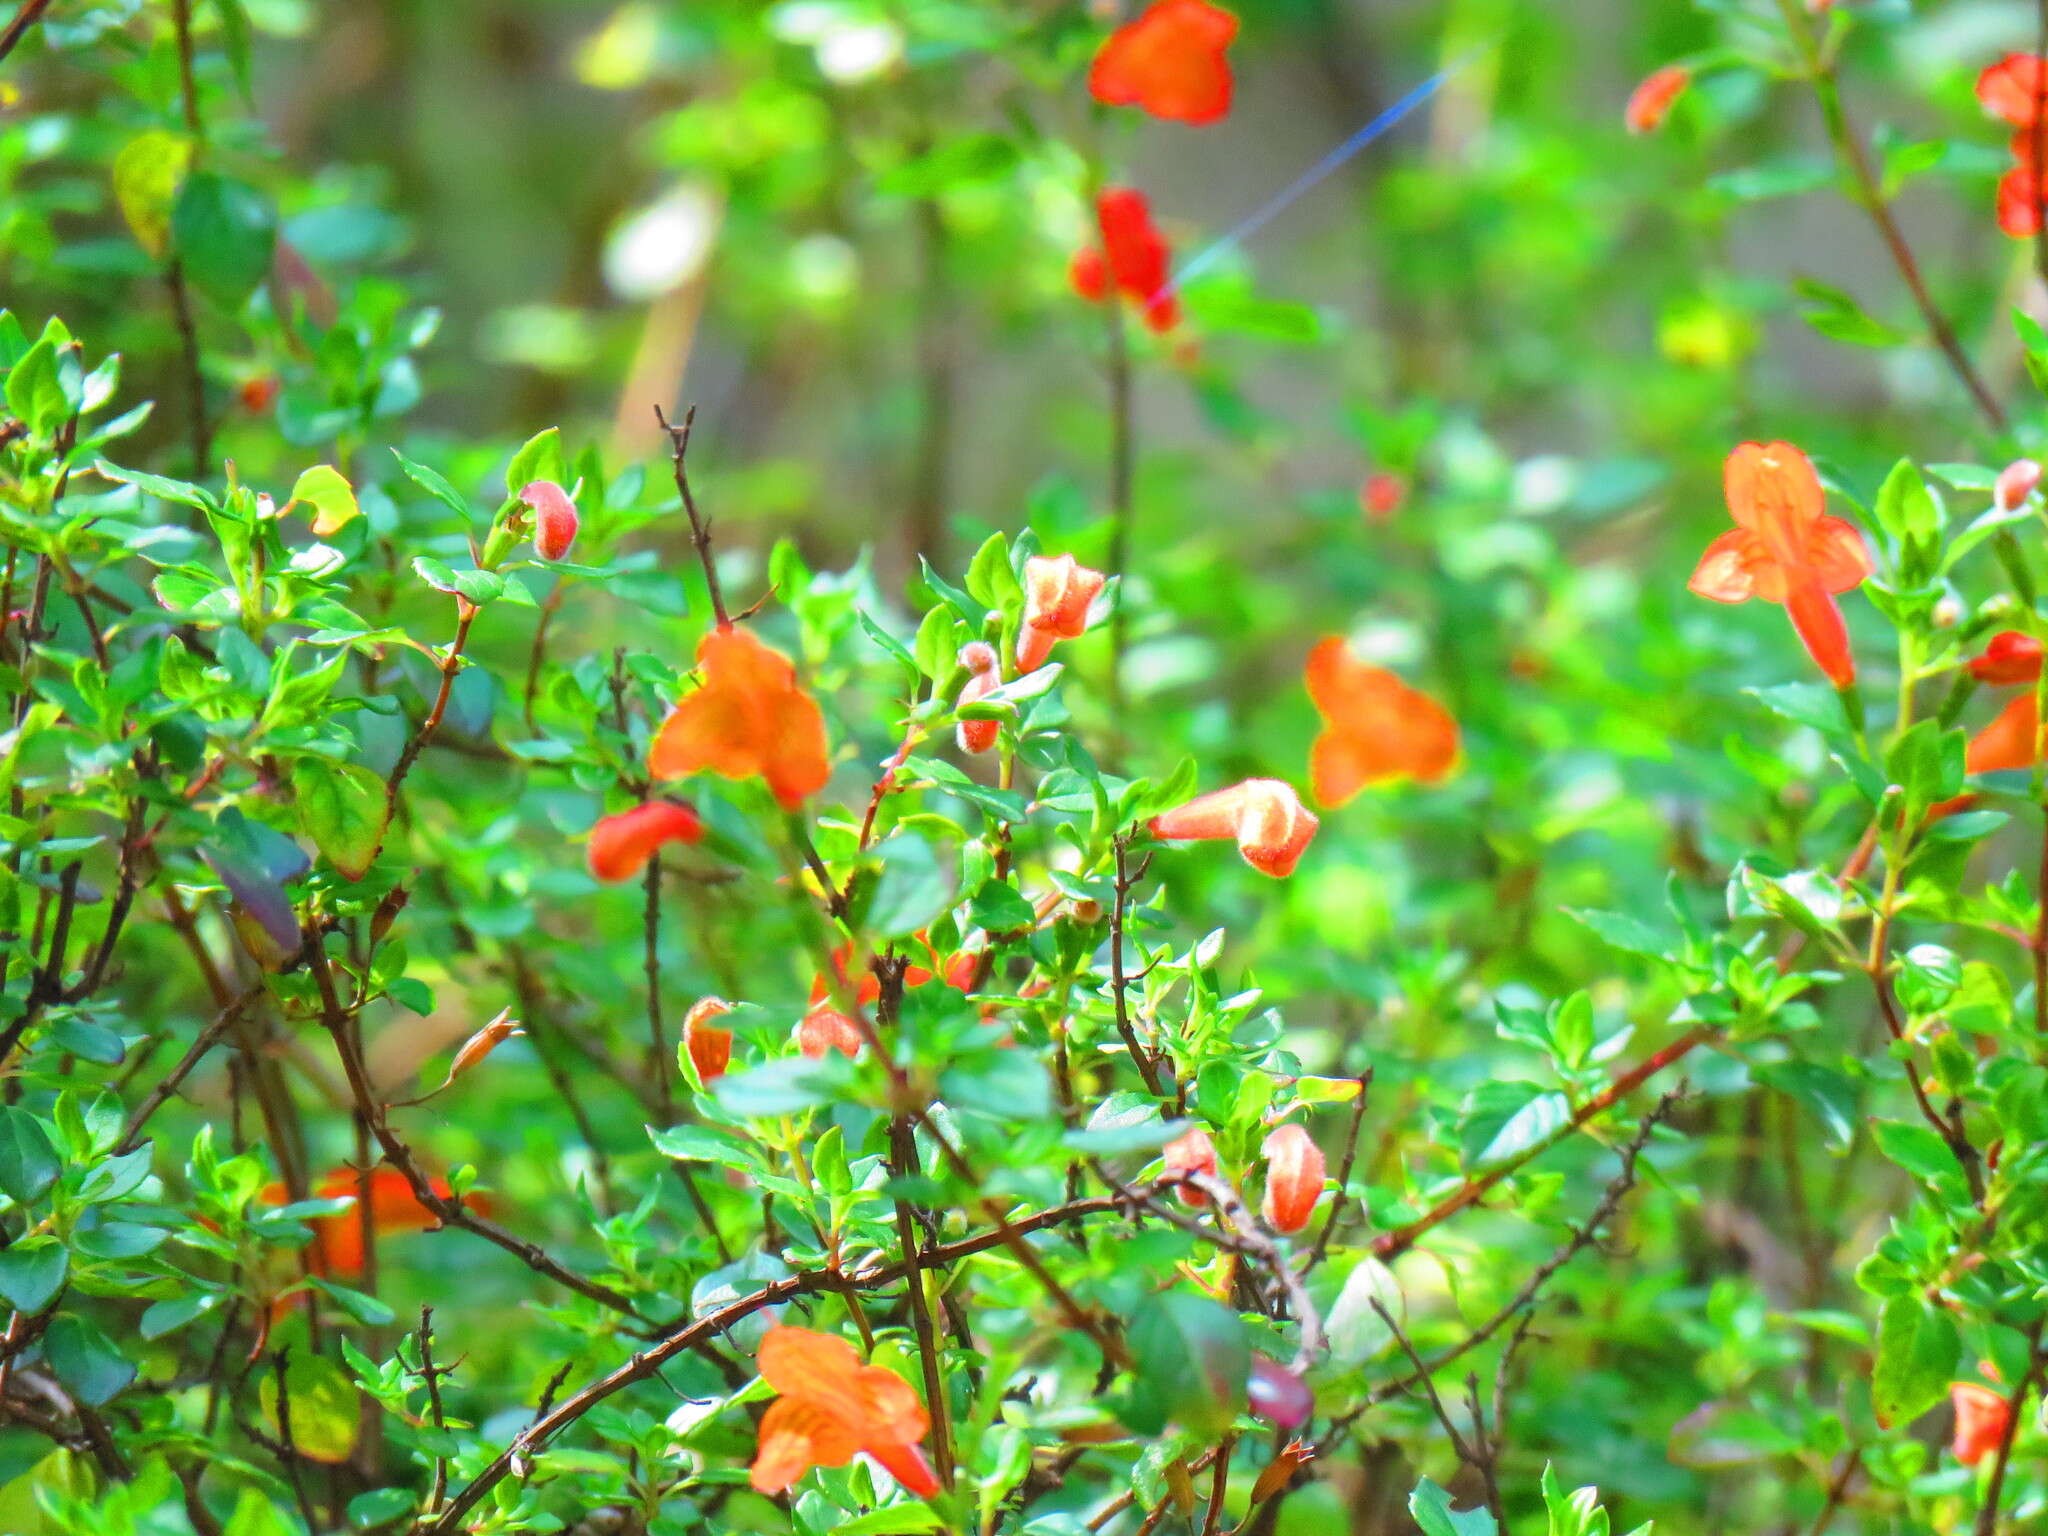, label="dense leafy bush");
[8,1,2048,1533]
